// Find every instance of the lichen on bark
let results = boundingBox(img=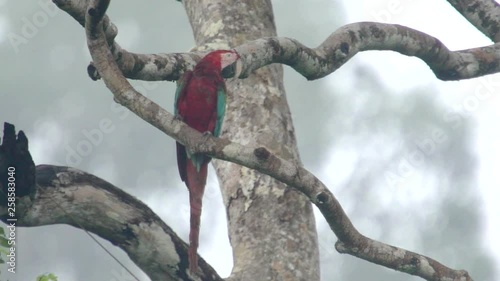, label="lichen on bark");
[182,0,320,280]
